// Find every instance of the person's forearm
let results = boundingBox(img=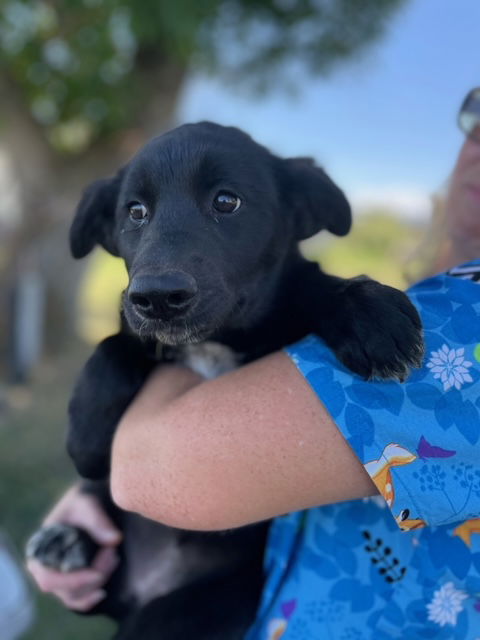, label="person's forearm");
[110,353,376,531]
